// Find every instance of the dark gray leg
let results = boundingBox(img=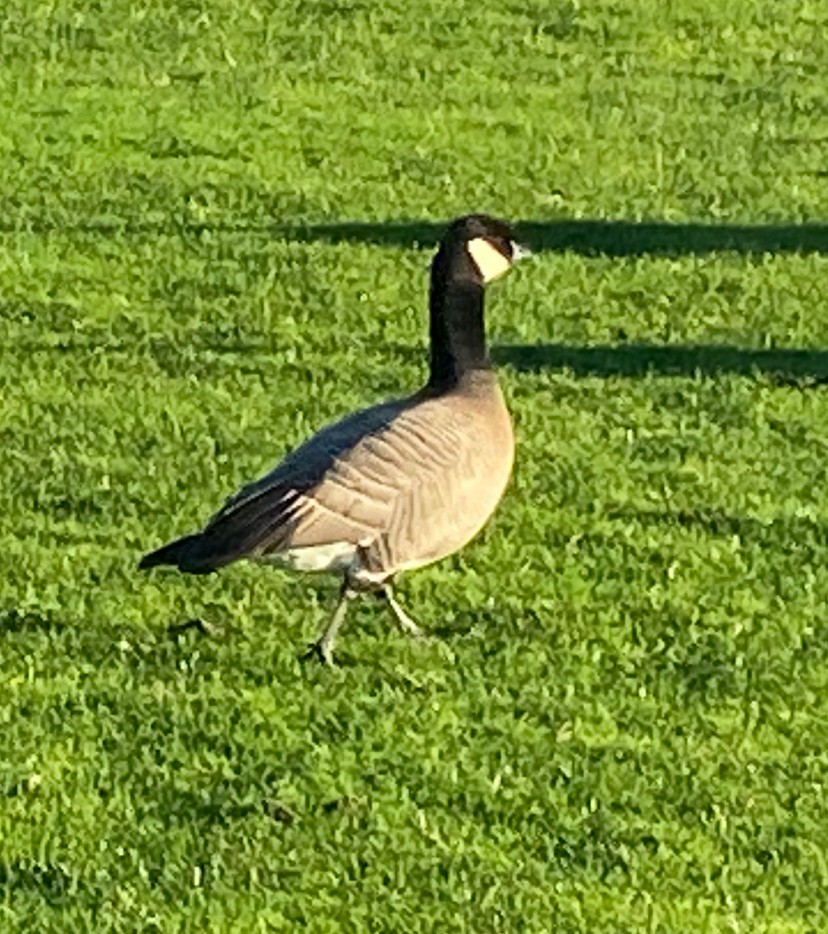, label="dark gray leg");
[307,580,357,665]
